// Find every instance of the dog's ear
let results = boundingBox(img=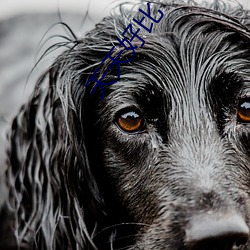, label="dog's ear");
[1,8,140,248]
[2,46,107,249]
